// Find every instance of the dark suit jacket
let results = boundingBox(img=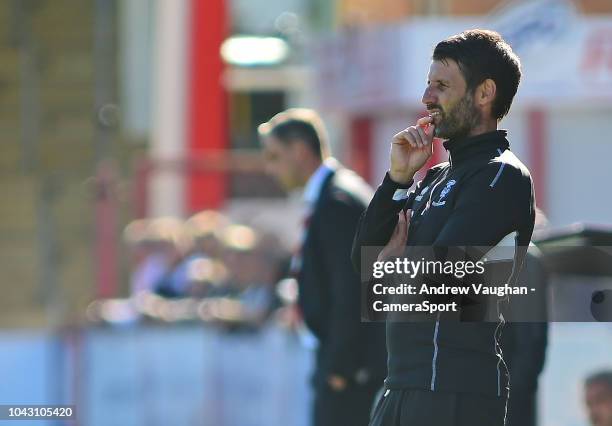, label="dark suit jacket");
[298,163,387,387]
